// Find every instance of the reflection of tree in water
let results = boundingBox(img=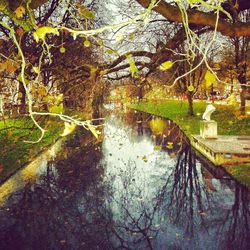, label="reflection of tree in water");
[151,145,250,250]
[216,183,250,250]
[0,131,114,250]
[104,159,160,250]
[0,115,250,250]
[153,146,209,239]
